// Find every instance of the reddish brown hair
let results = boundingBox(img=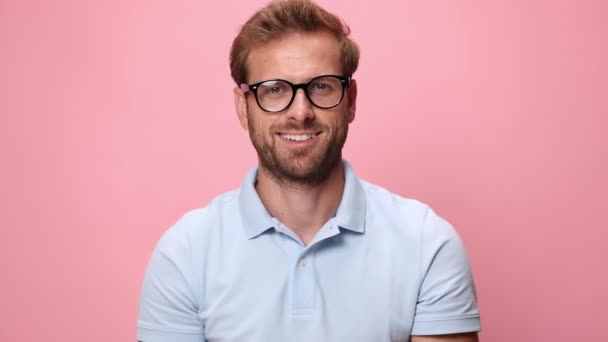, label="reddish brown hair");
[229,0,360,85]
